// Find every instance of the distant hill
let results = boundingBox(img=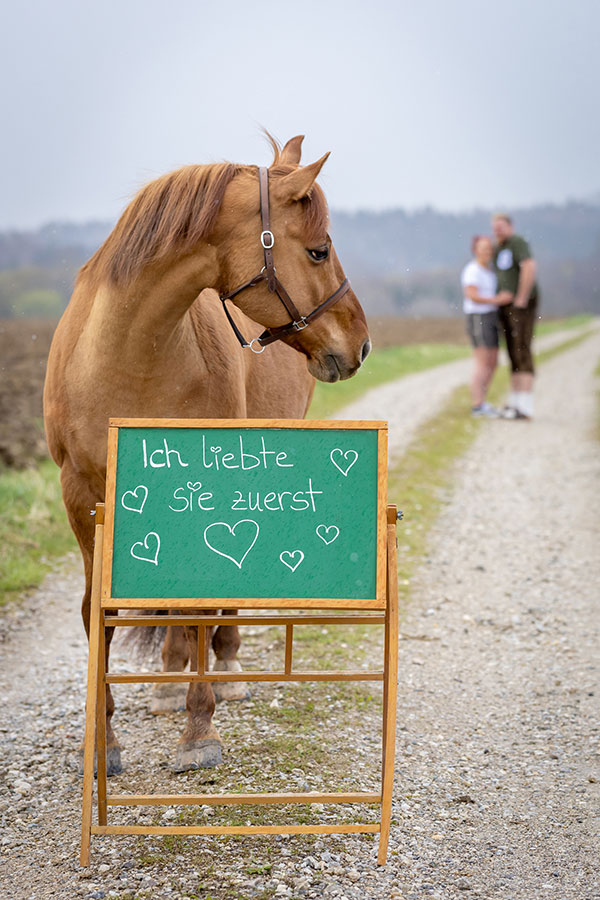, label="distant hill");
[1,201,599,318]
